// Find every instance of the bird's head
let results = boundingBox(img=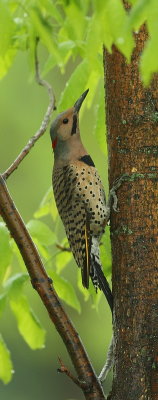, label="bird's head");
[50,89,89,161]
